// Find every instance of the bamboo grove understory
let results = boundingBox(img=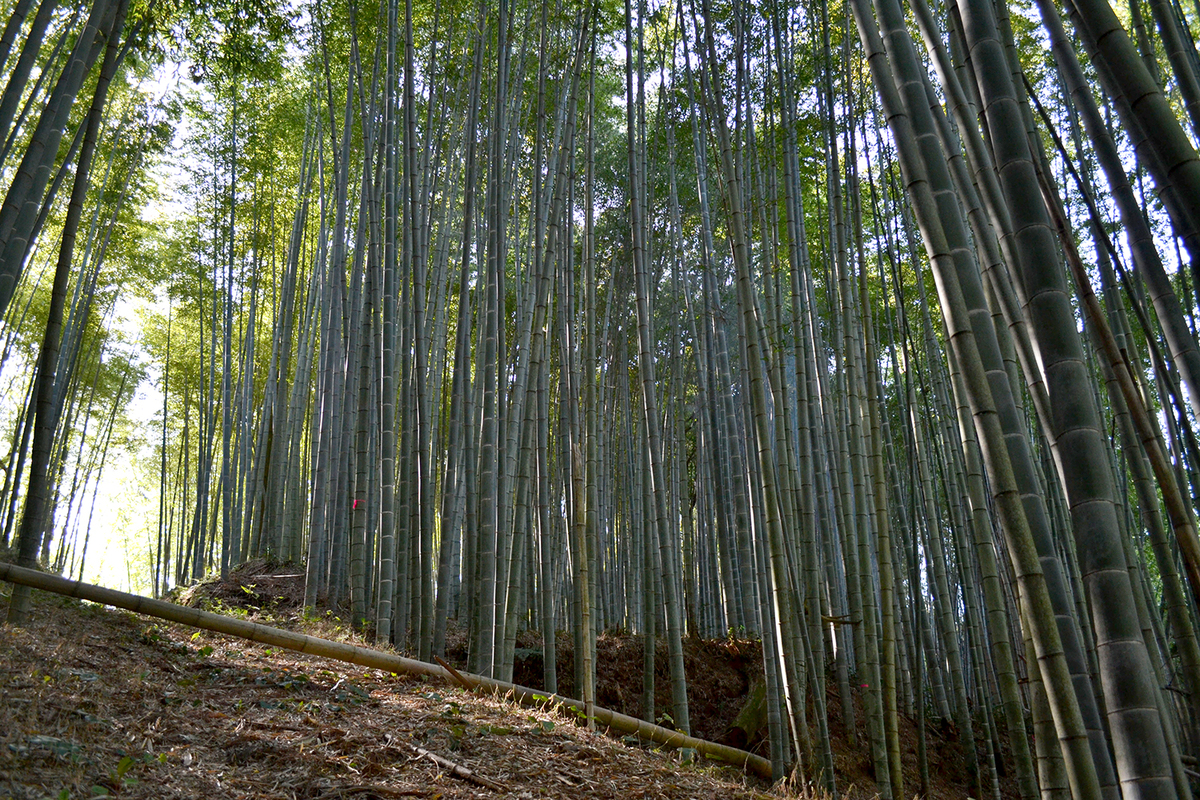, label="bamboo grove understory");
[2,0,1200,796]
